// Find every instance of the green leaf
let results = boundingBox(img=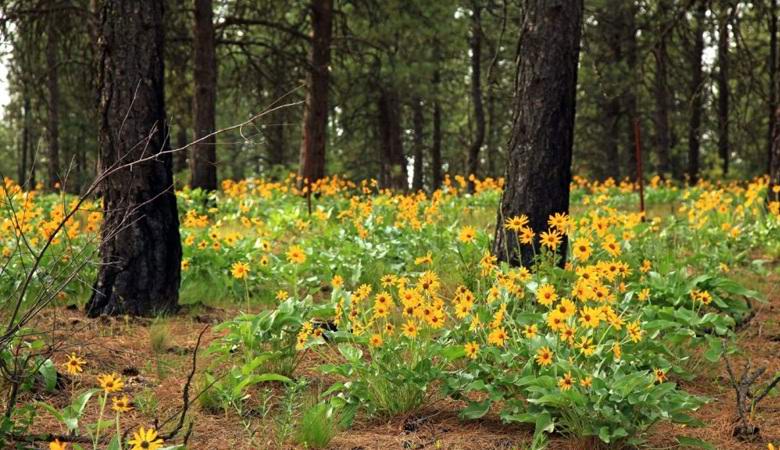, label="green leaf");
[38,359,57,392]
[439,345,465,361]
[107,435,122,450]
[337,343,363,363]
[675,436,716,449]
[461,399,491,419]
